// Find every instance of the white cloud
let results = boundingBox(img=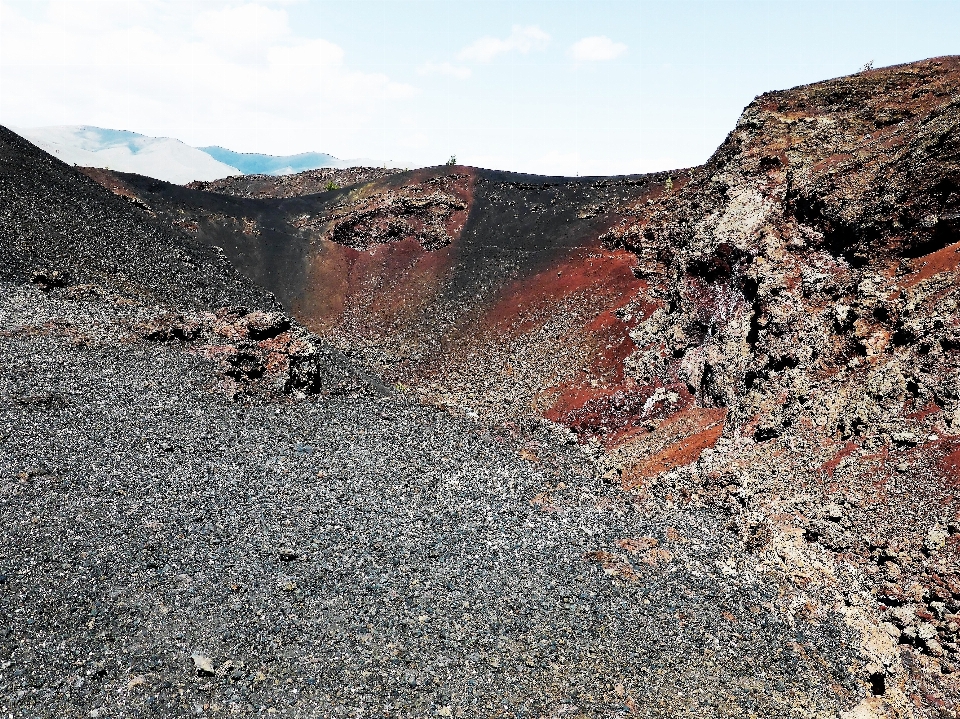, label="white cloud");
[0,1,417,157]
[458,25,549,63]
[570,36,627,62]
[193,3,291,55]
[418,61,472,80]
